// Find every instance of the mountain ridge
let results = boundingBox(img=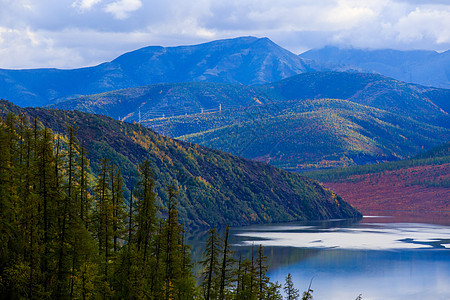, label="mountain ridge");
[52,72,450,126]
[0,36,332,108]
[51,72,450,172]
[300,46,450,89]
